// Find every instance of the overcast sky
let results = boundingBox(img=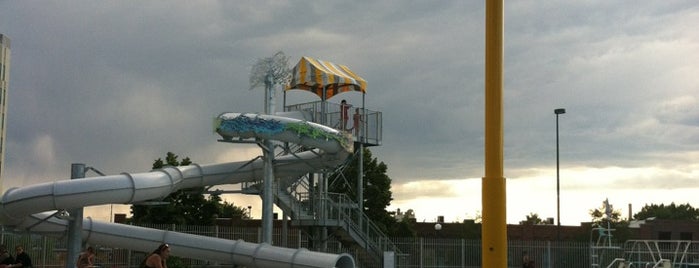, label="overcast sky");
[1,1,697,225]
